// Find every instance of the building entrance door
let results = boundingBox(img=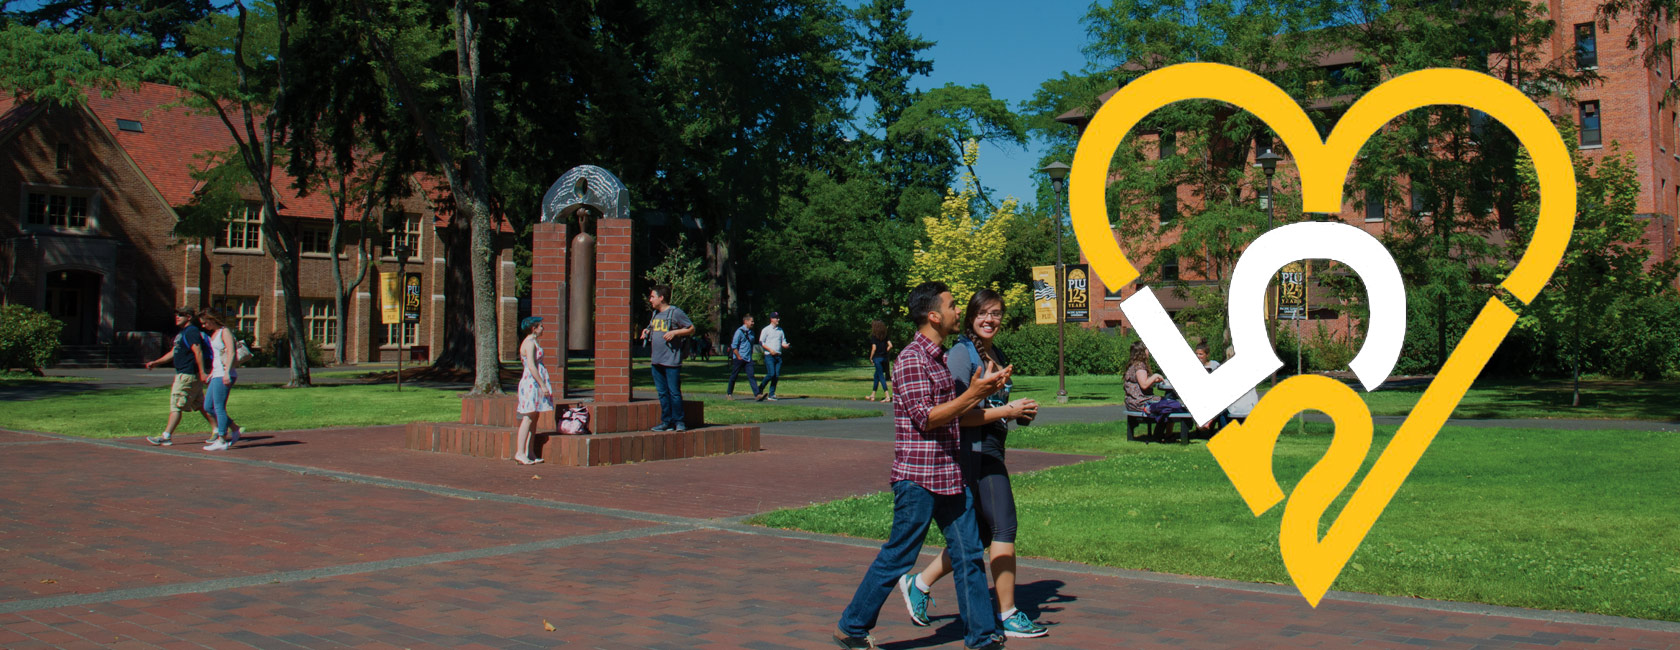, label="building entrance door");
[44,270,102,345]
